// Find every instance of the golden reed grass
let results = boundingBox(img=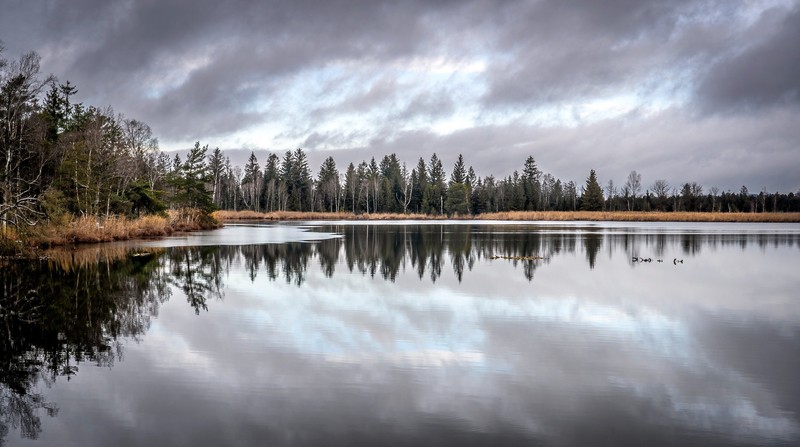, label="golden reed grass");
[214,210,800,223]
[1,208,221,252]
[33,214,173,246]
